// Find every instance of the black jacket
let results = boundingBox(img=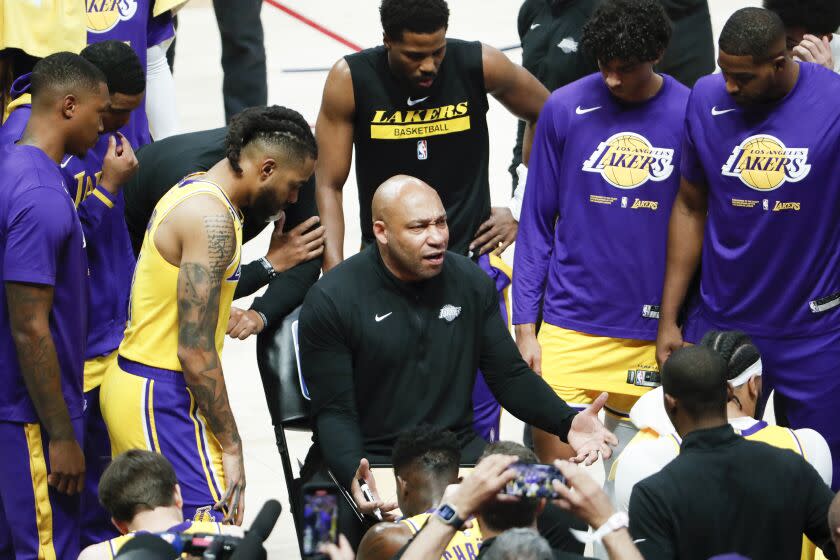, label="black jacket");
[629,425,837,560]
[122,127,321,327]
[299,246,578,487]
